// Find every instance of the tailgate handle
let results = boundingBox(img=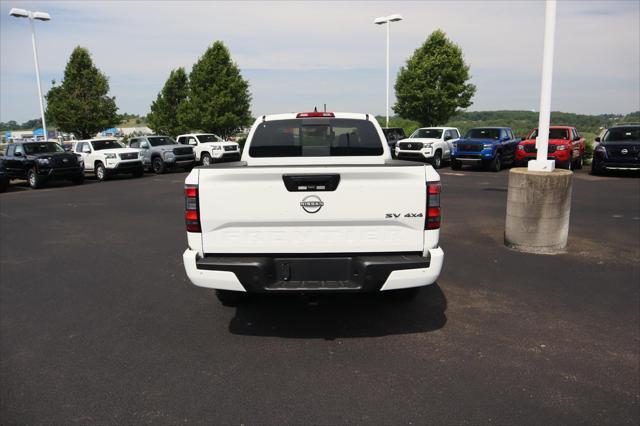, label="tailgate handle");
[282,174,340,192]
